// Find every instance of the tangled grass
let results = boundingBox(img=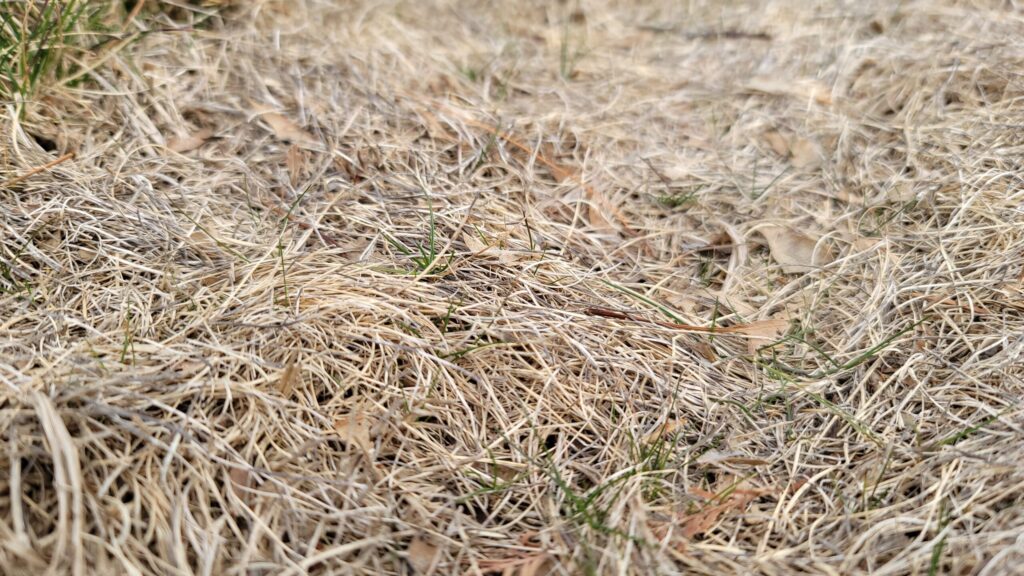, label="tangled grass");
[1,1,1023,574]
